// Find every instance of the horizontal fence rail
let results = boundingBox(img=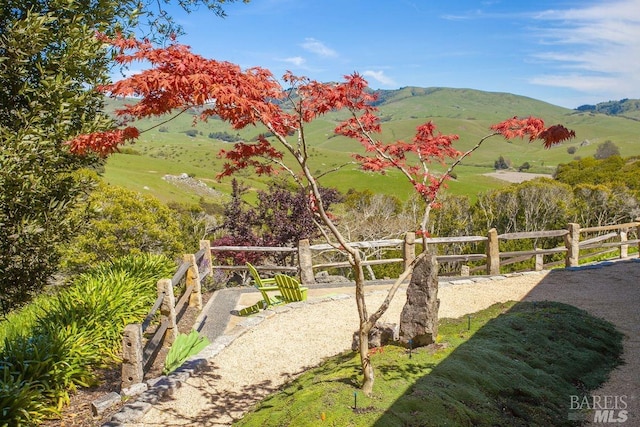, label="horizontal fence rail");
[121,219,639,388]
[205,220,640,283]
